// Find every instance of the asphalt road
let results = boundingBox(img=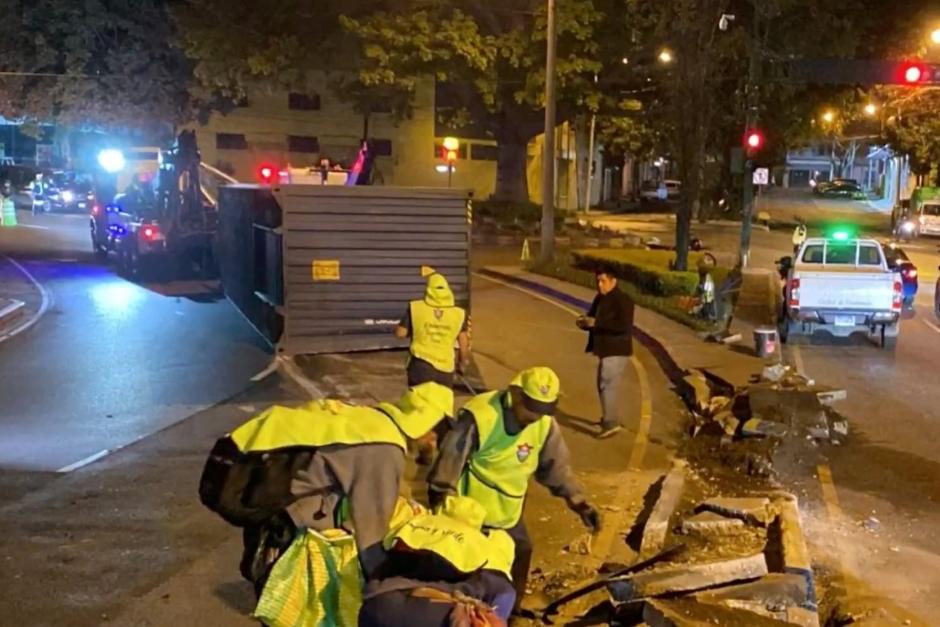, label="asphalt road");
[0,209,271,473]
